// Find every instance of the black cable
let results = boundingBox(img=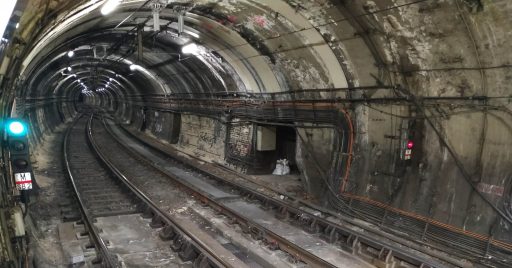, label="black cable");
[295,128,375,221]
[115,0,153,29]
[218,115,369,219]
[100,0,432,85]
[396,85,512,225]
[132,0,433,58]
[362,102,505,119]
[394,64,512,74]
